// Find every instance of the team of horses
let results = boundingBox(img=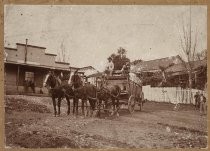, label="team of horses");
[43,71,121,117]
